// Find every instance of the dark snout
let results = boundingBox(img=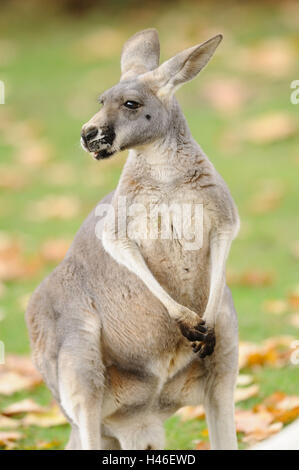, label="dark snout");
[81,124,116,160]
